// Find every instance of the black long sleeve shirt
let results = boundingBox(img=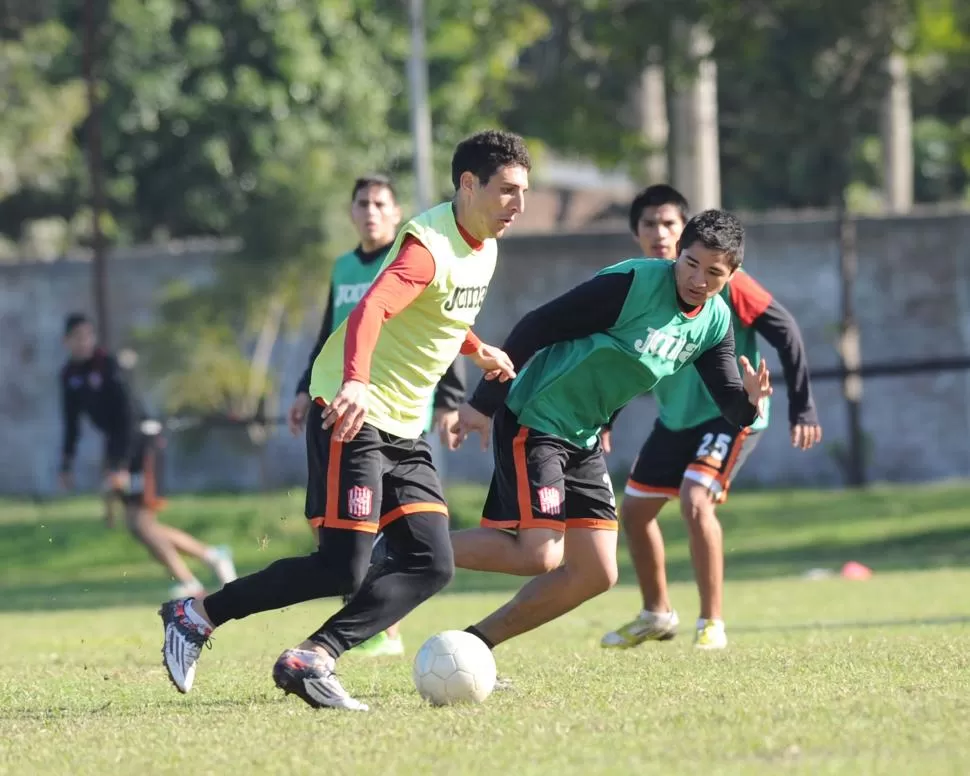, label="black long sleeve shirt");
[59,349,141,472]
[469,270,759,430]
